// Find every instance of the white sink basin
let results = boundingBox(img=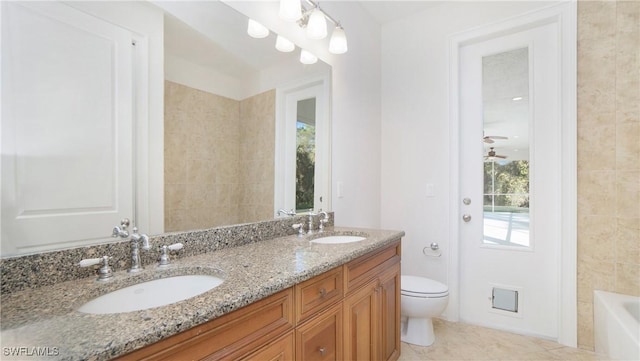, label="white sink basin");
[78,275,224,314]
[310,235,366,244]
